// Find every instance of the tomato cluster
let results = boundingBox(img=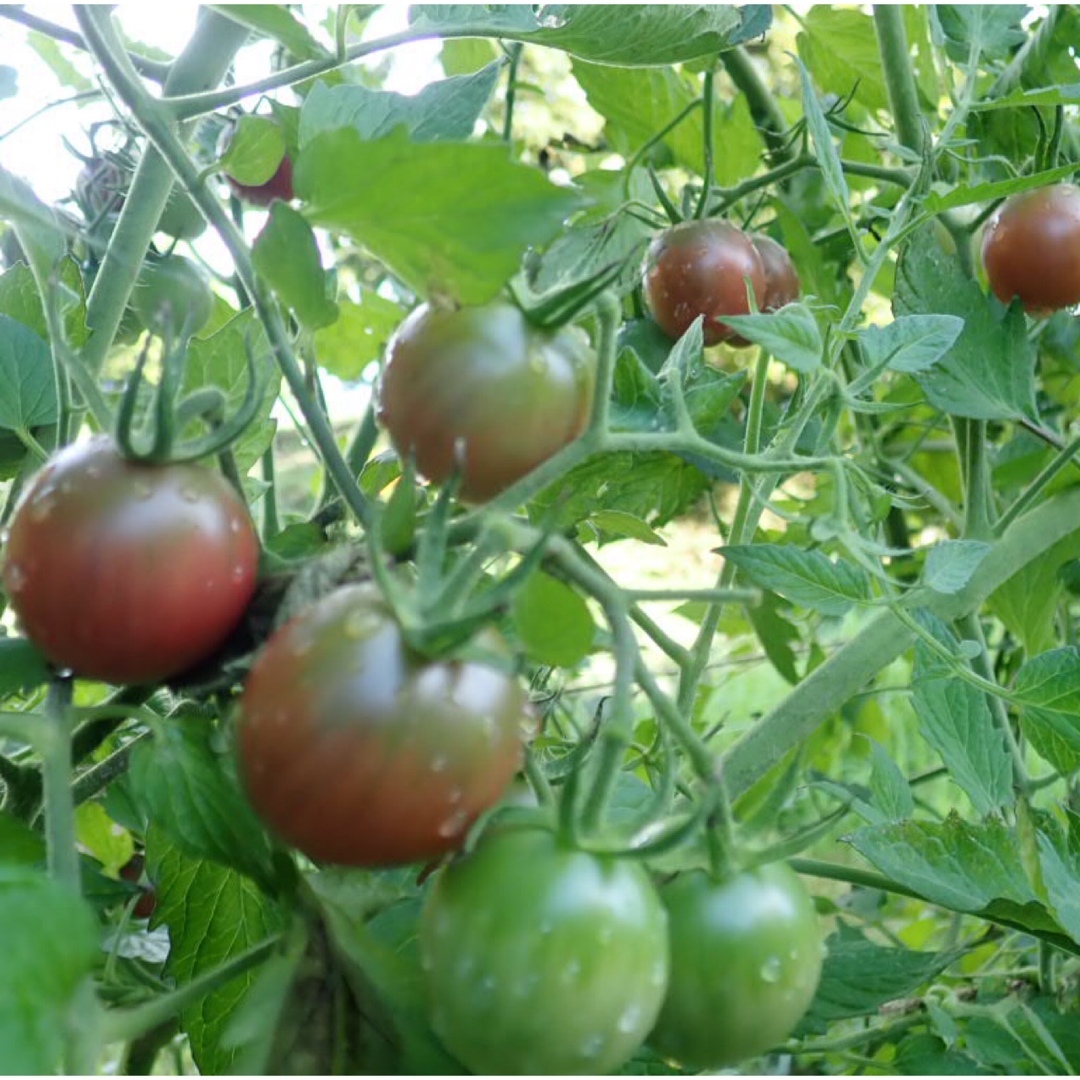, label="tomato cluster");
[377,301,596,501]
[419,828,822,1073]
[981,182,1080,314]
[642,219,799,346]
